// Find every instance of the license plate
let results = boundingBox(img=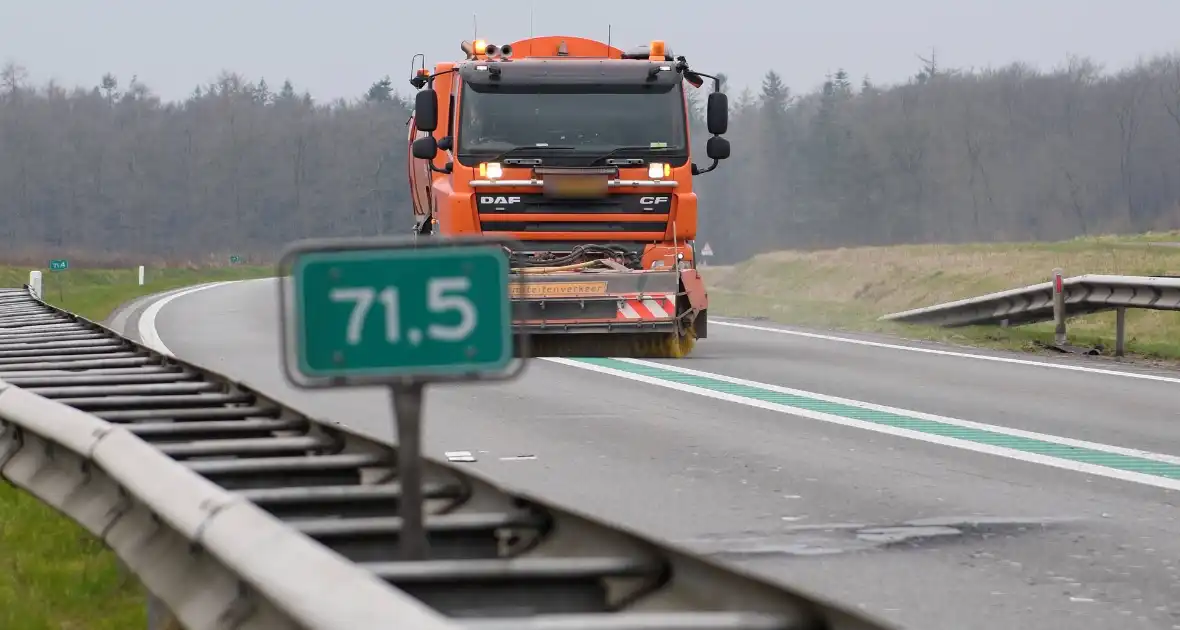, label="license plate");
[543,174,607,198]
